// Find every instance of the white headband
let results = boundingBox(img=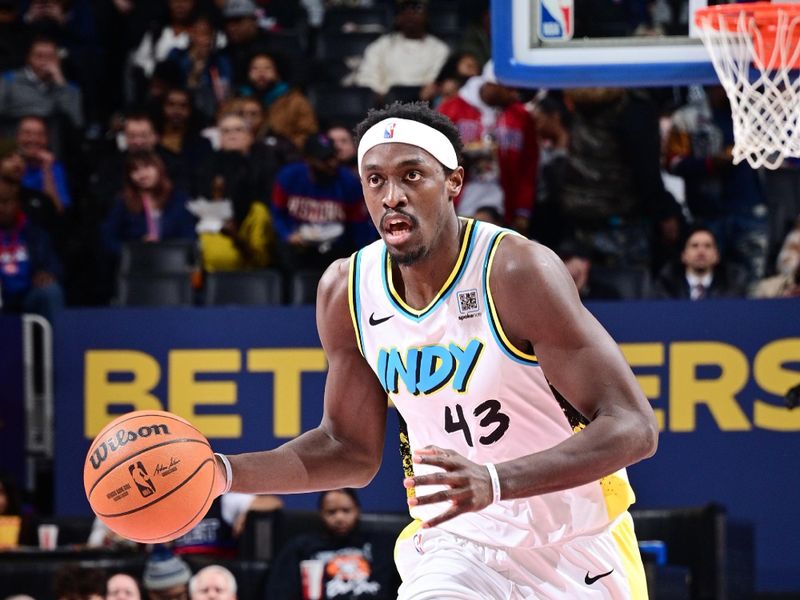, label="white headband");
[357,118,458,176]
